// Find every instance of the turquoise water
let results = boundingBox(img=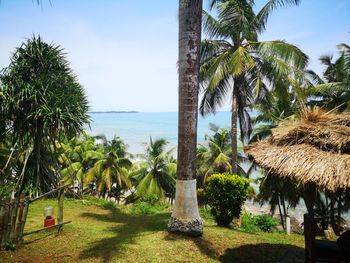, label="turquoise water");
[87,111,232,154]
